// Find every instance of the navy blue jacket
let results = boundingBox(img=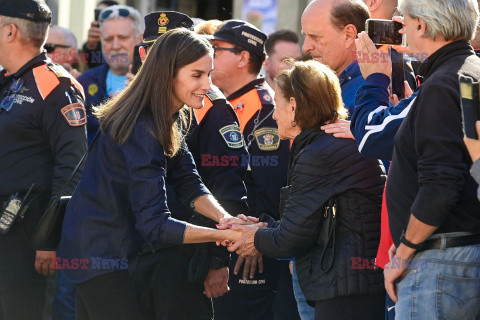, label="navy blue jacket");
[350,73,418,162]
[77,64,109,144]
[255,128,385,302]
[58,113,210,283]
